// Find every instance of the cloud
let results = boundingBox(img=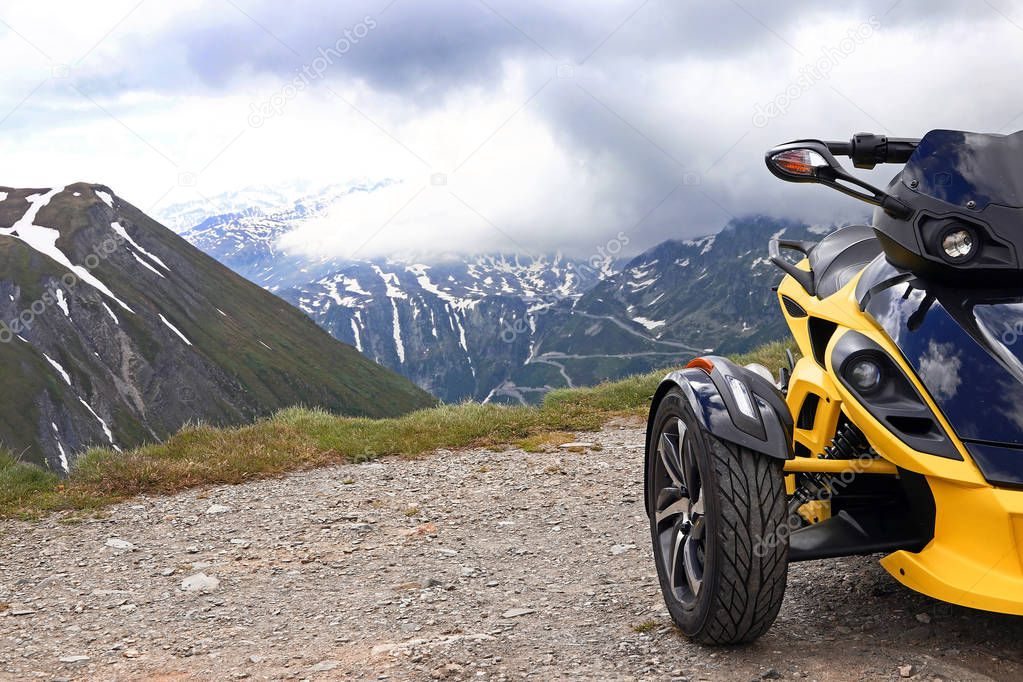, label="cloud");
[3,0,1023,258]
